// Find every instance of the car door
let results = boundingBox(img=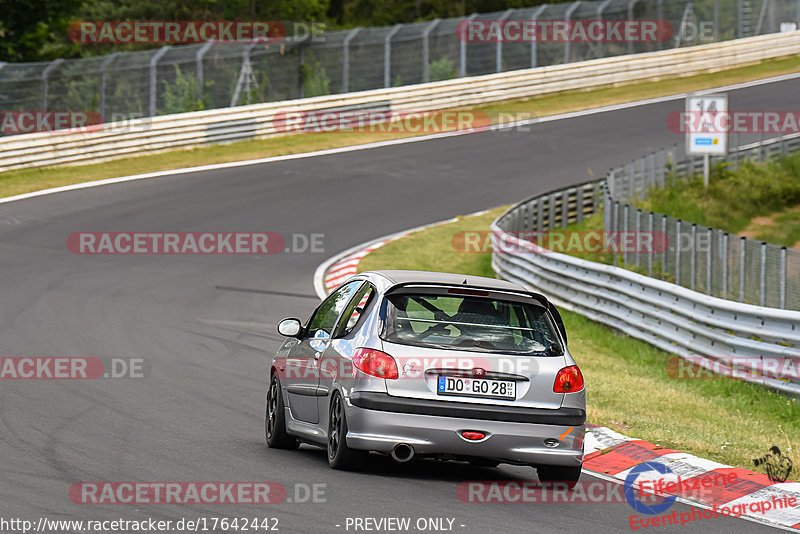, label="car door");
[317,282,376,415]
[284,280,363,424]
